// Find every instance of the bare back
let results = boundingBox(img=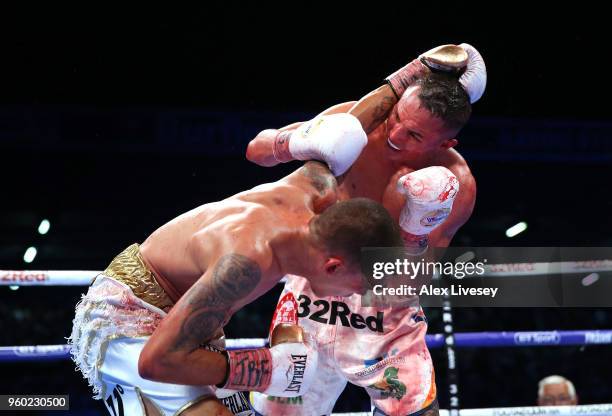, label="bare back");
[137,163,338,387]
[140,161,338,304]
